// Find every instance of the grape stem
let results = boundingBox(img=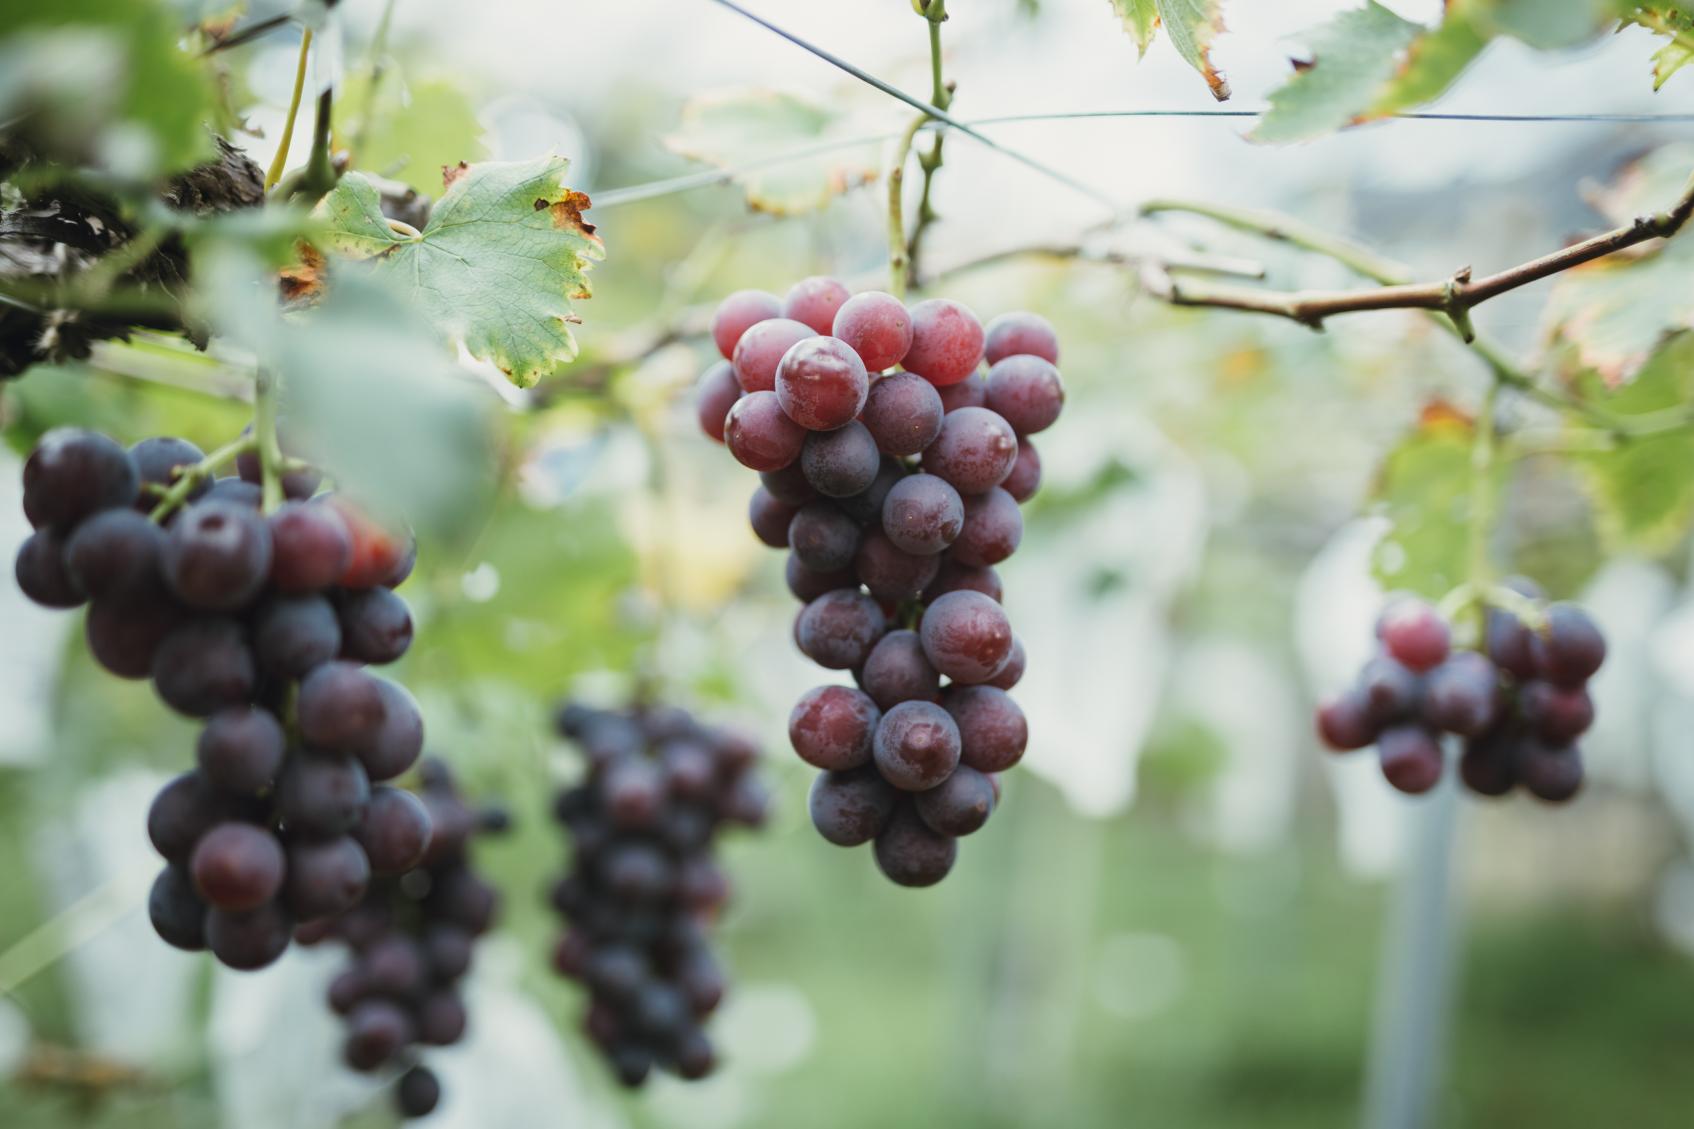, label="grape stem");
[254,367,287,512]
[265,28,314,193]
[147,434,256,523]
[887,0,952,298]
